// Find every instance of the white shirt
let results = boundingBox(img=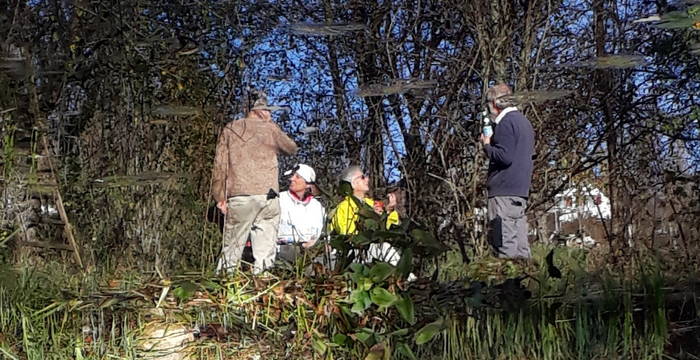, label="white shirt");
[493,106,518,125]
[277,190,326,243]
